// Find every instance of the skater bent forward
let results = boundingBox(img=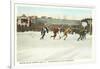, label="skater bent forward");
[40,25,49,39]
